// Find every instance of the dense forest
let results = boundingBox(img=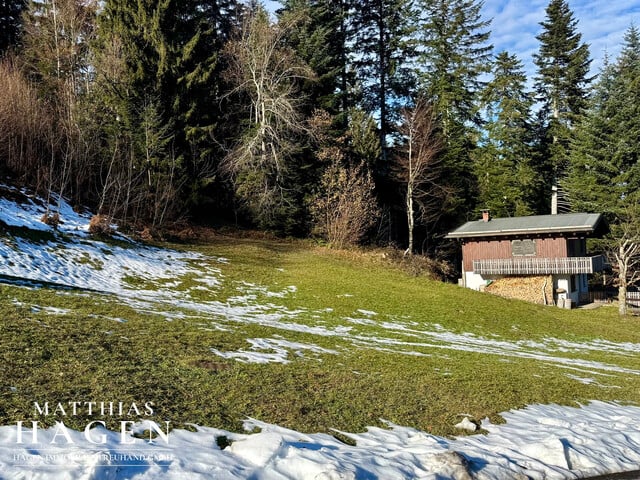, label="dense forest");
[0,0,639,284]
